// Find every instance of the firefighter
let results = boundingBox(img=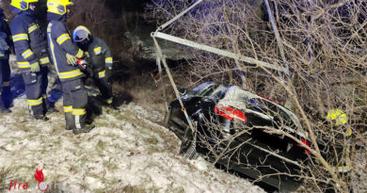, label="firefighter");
[326,109,353,173]
[72,26,114,106]
[0,8,12,113]
[9,0,50,120]
[46,0,94,134]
